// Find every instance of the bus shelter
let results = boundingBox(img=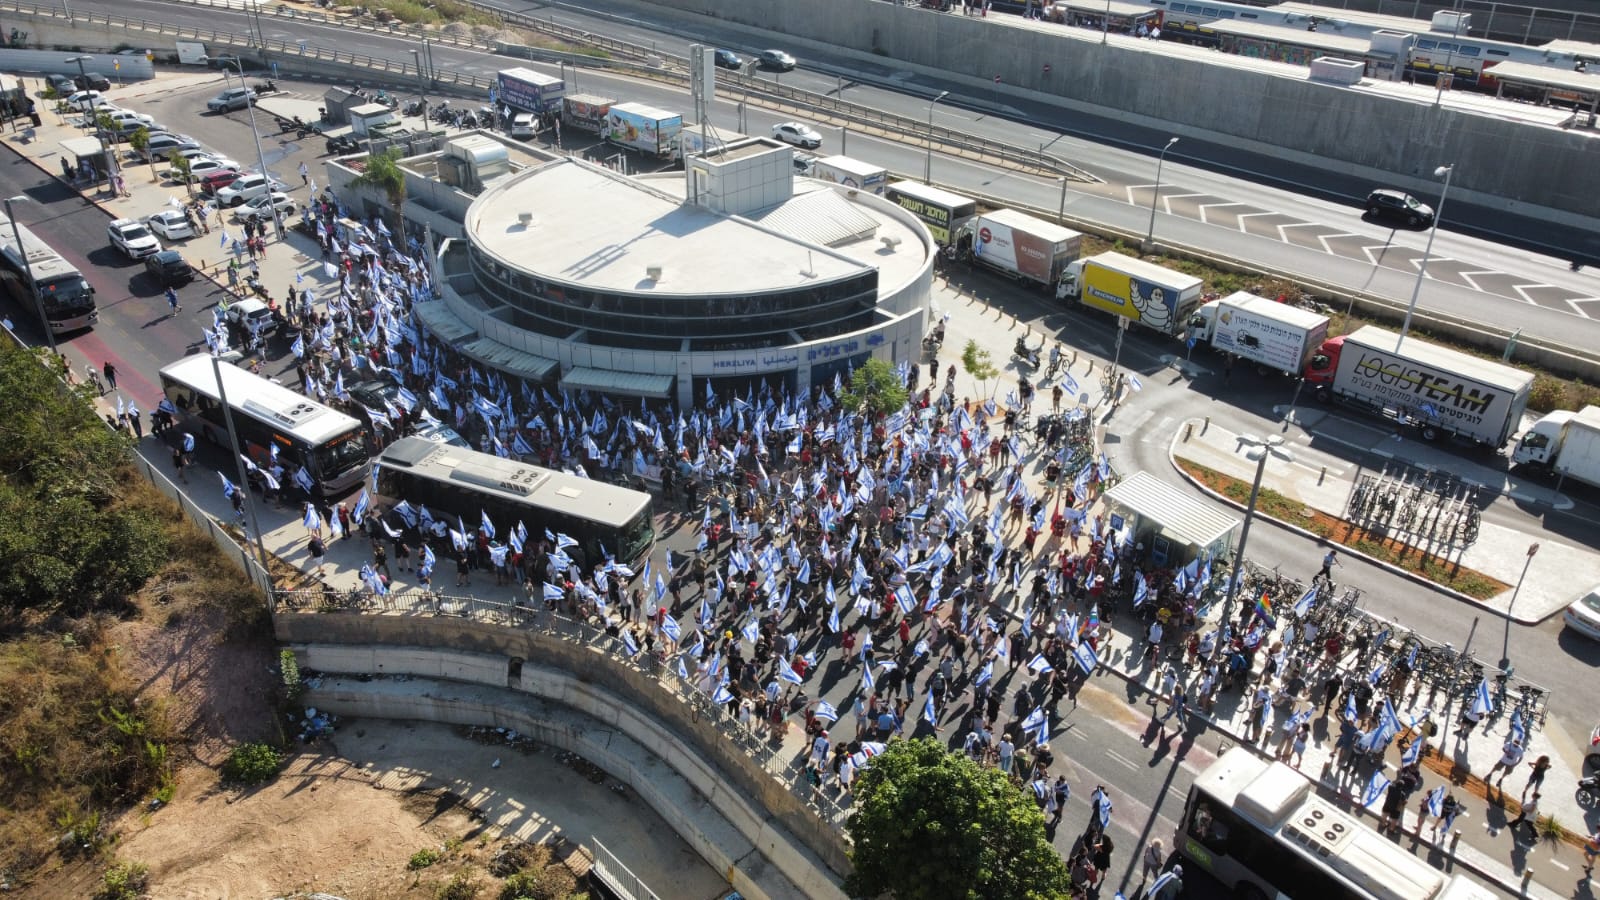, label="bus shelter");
[1101,470,1239,569]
